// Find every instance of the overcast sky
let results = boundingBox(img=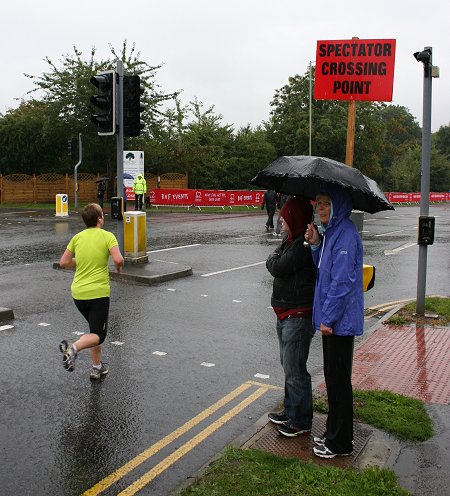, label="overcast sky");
[2,0,448,132]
